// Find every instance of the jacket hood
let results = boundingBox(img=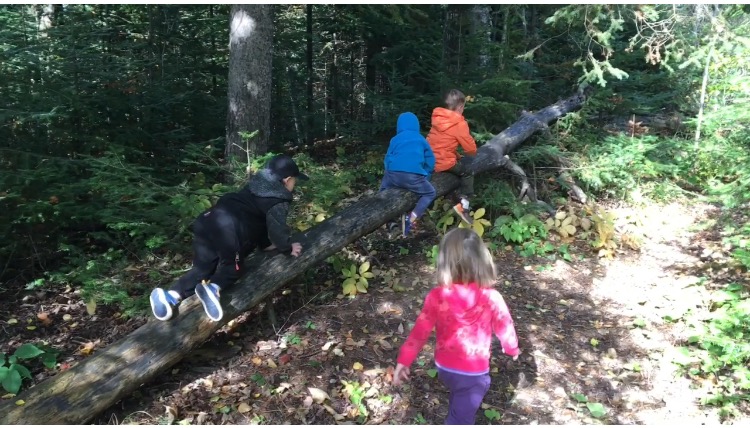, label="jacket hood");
[431,107,464,133]
[396,112,420,134]
[447,283,491,326]
[246,168,293,201]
